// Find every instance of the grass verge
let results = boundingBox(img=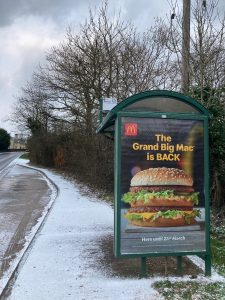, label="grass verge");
[154,234,225,299]
[154,280,225,300]
[19,152,29,159]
